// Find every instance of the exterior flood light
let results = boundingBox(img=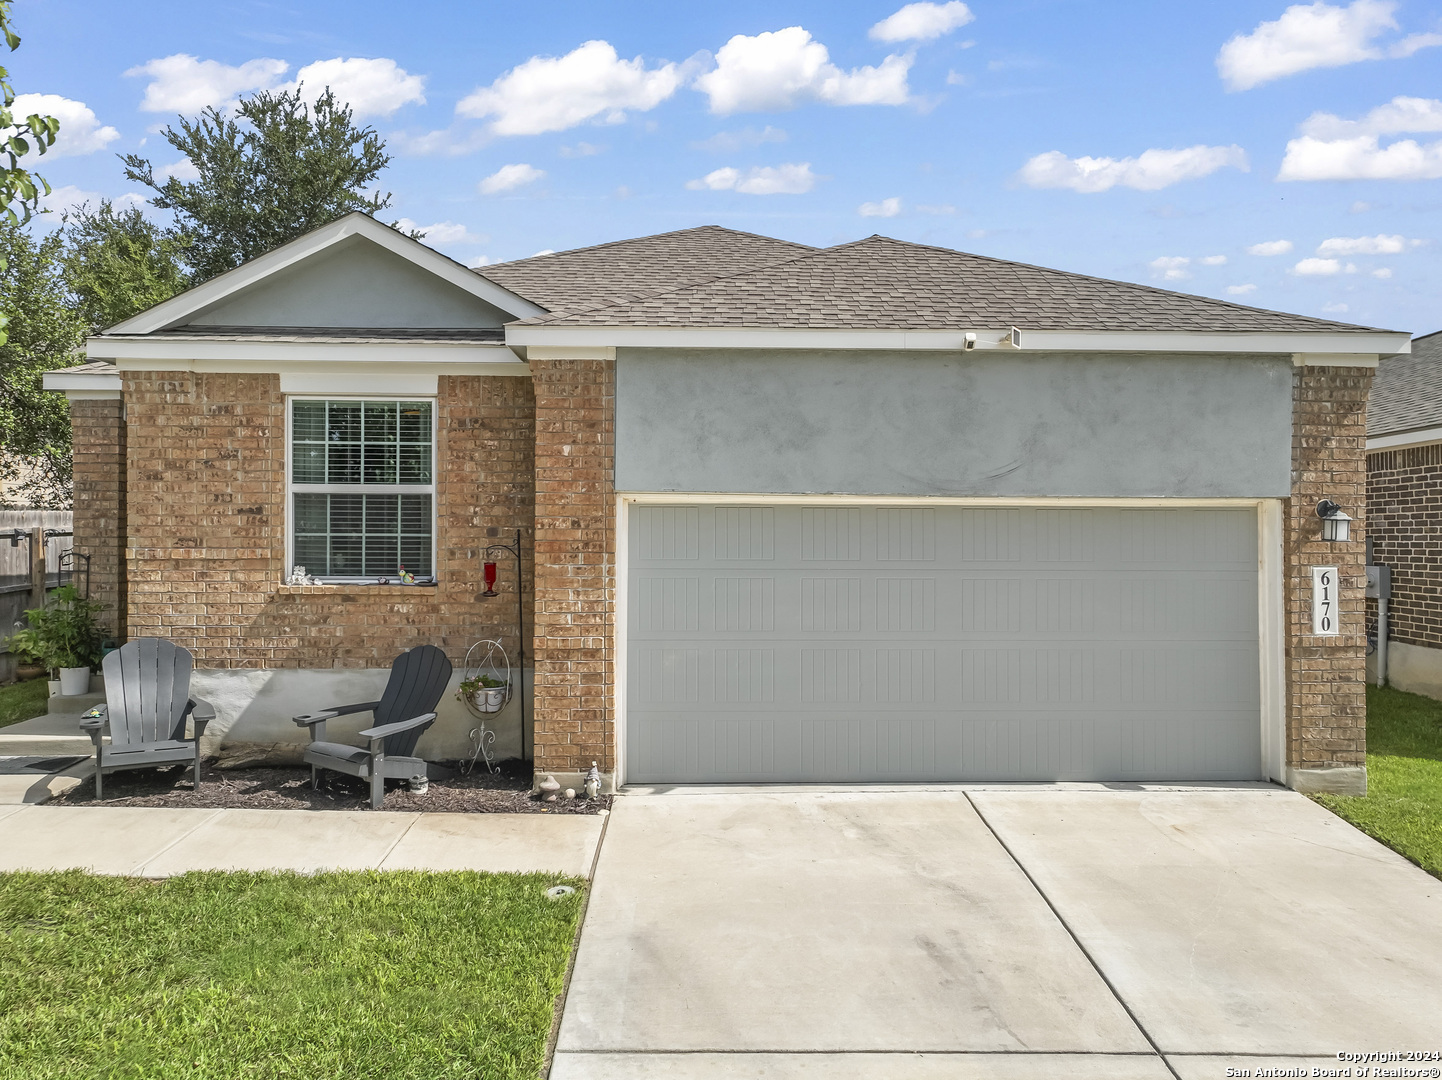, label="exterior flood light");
[1317,500,1352,543]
